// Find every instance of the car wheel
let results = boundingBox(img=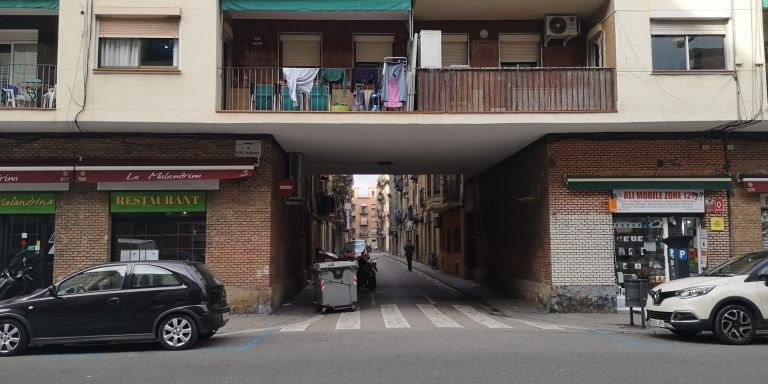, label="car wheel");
[159,314,198,351]
[0,319,28,357]
[199,329,217,340]
[713,304,756,345]
[670,329,700,338]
